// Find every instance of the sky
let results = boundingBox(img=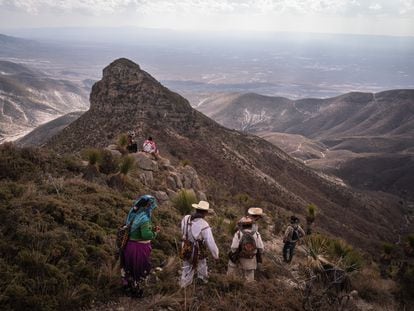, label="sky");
[0,0,413,36]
